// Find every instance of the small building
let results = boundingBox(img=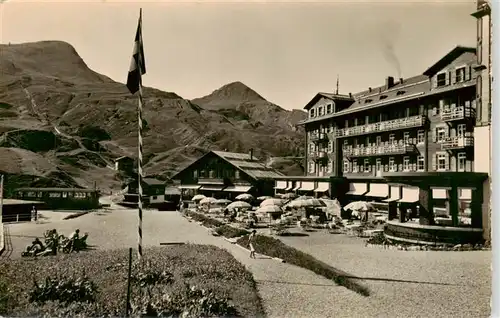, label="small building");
[14,188,100,210]
[1,199,44,222]
[114,156,134,172]
[123,178,172,208]
[171,150,284,200]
